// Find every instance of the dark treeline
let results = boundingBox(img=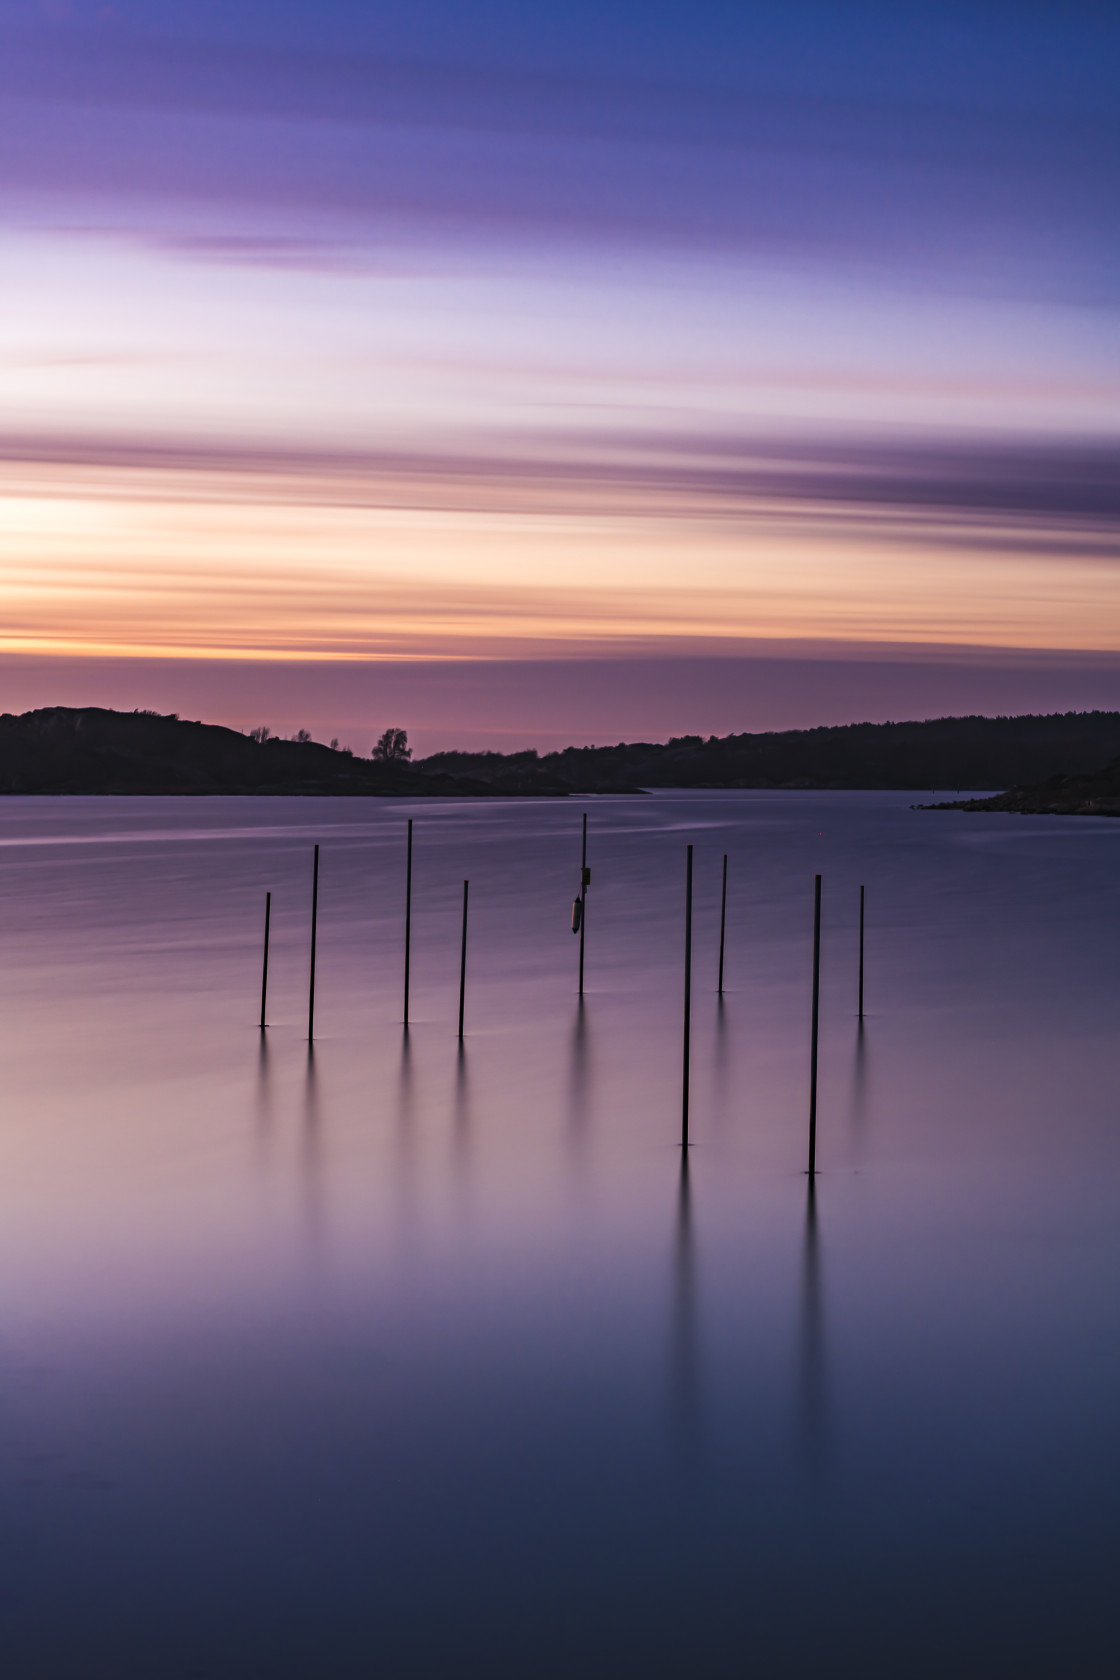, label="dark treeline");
[2,705,1120,796]
[421,711,1120,794]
